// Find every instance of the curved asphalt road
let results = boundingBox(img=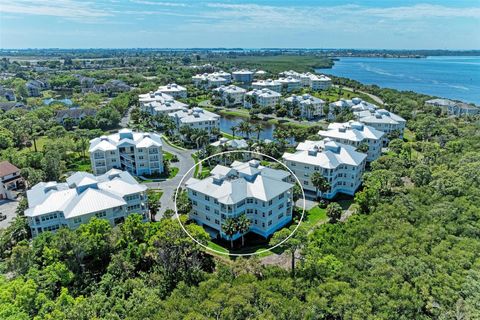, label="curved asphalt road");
[145,138,196,220]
